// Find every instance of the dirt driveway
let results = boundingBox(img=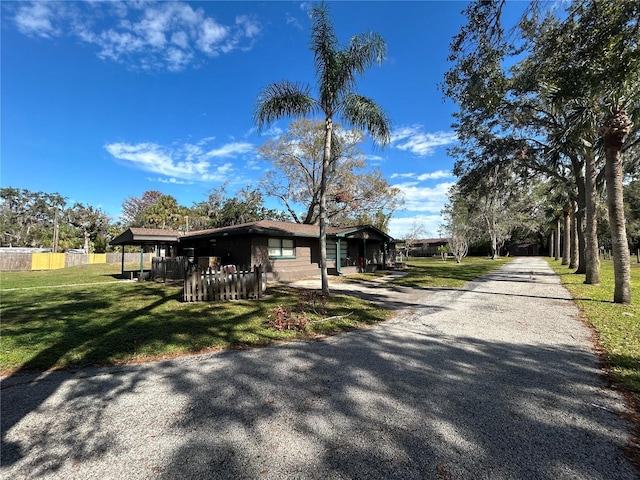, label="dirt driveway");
[1,257,636,479]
